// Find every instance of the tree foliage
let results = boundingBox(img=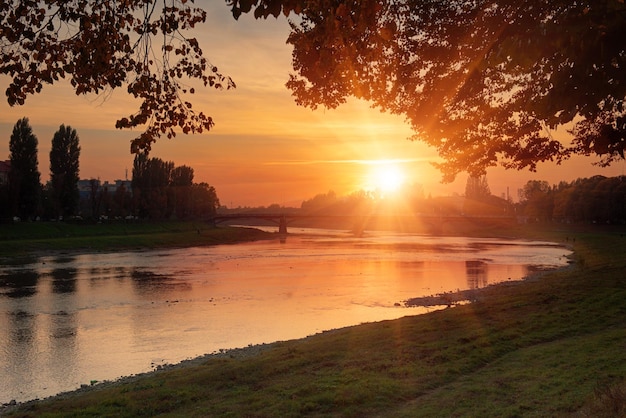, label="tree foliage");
[229,0,626,180]
[171,164,194,218]
[132,153,174,218]
[8,117,41,219]
[518,179,553,221]
[465,175,491,201]
[190,182,220,217]
[519,176,626,223]
[50,124,81,217]
[1,0,235,153]
[131,153,218,219]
